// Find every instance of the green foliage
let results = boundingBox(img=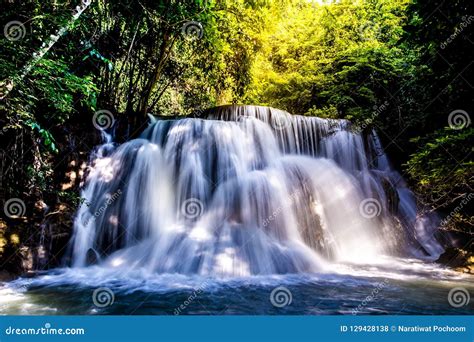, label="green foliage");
[405,128,473,204]
[240,0,473,237]
[0,0,261,218]
[405,127,473,234]
[244,0,413,120]
[25,120,58,153]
